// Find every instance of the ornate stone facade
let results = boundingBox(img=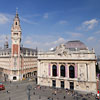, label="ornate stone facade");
[38,41,97,93]
[0,12,37,81]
